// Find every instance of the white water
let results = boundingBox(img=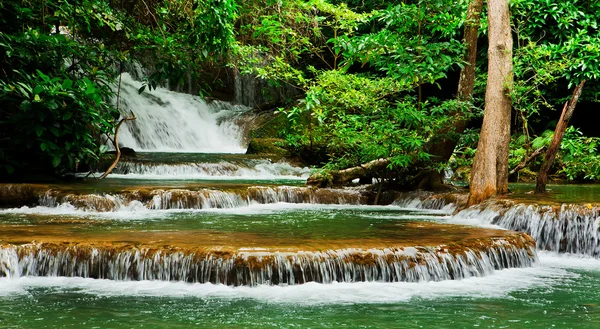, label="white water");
[116,73,248,153]
[0,238,536,286]
[453,202,600,256]
[109,160,312,180]
[16,186,365,212]
[392,194,459,213]
[1,253,596,304]
[0,198,450,220]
